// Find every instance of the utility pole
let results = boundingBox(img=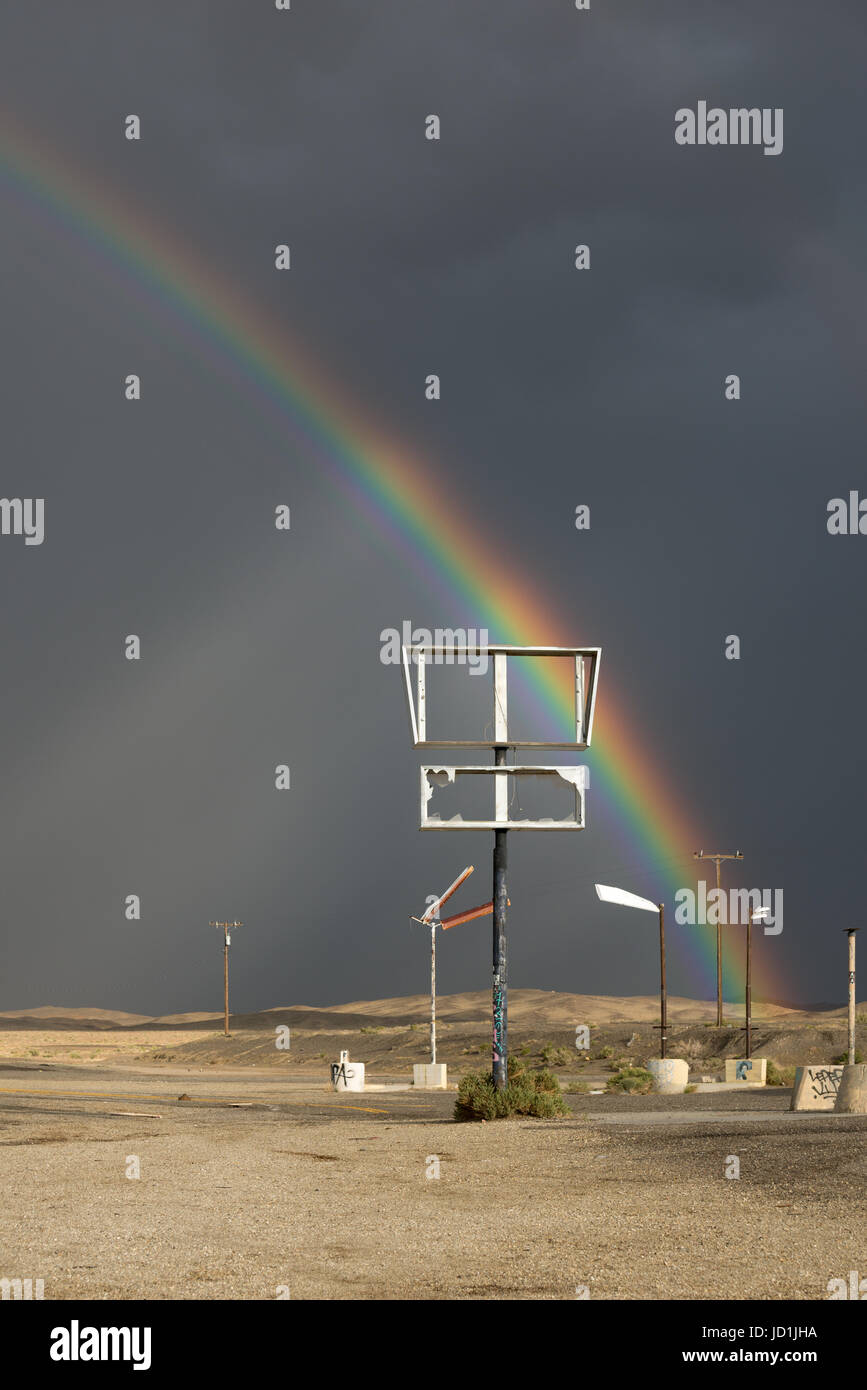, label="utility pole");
[845,928,859,1065]
[209,920,242,1036]
[694,850,743,1026]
